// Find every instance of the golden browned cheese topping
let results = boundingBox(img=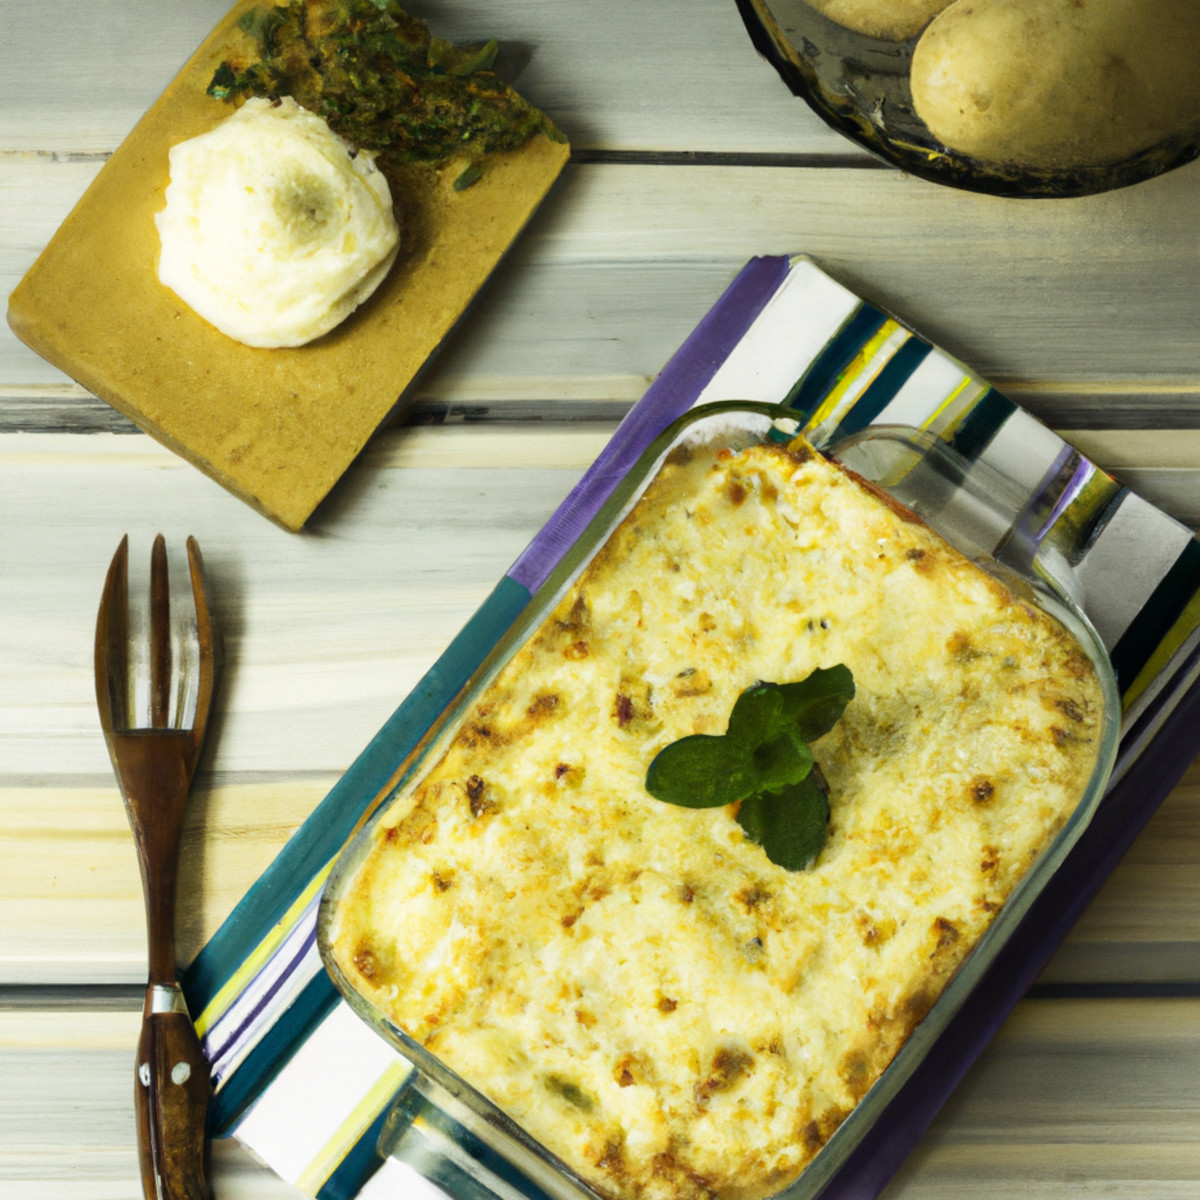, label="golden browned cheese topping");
[329,436,1104,1200]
